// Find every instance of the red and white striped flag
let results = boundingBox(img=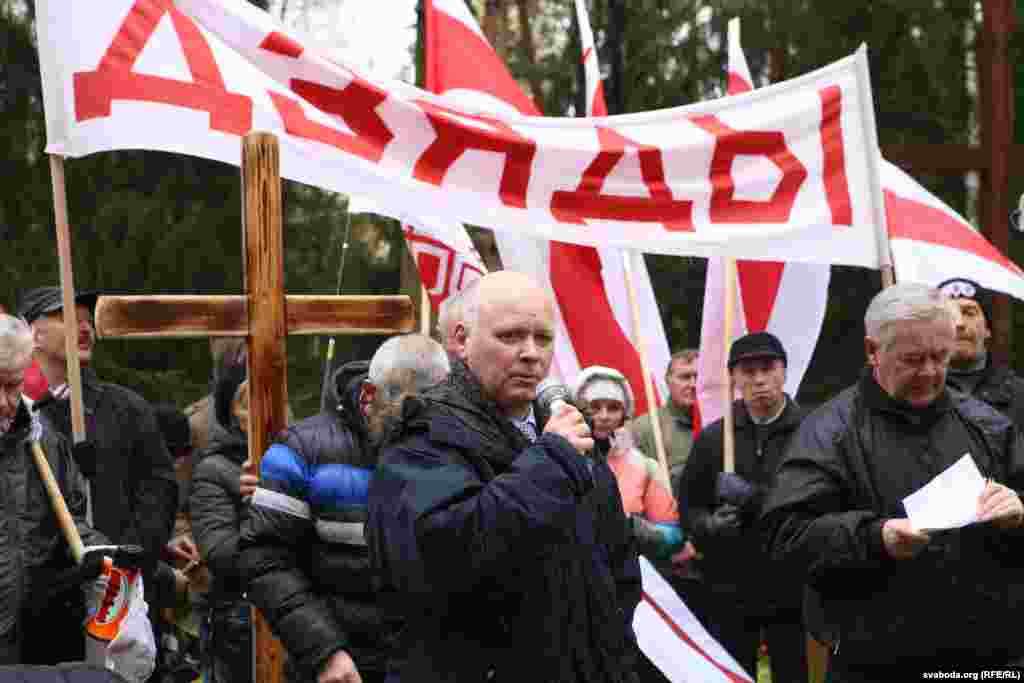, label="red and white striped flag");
[696,18,831,429]
[427,0,672,411]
